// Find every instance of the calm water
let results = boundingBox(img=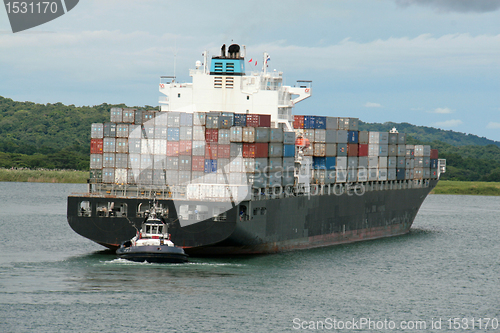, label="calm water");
[0,182,499,332]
